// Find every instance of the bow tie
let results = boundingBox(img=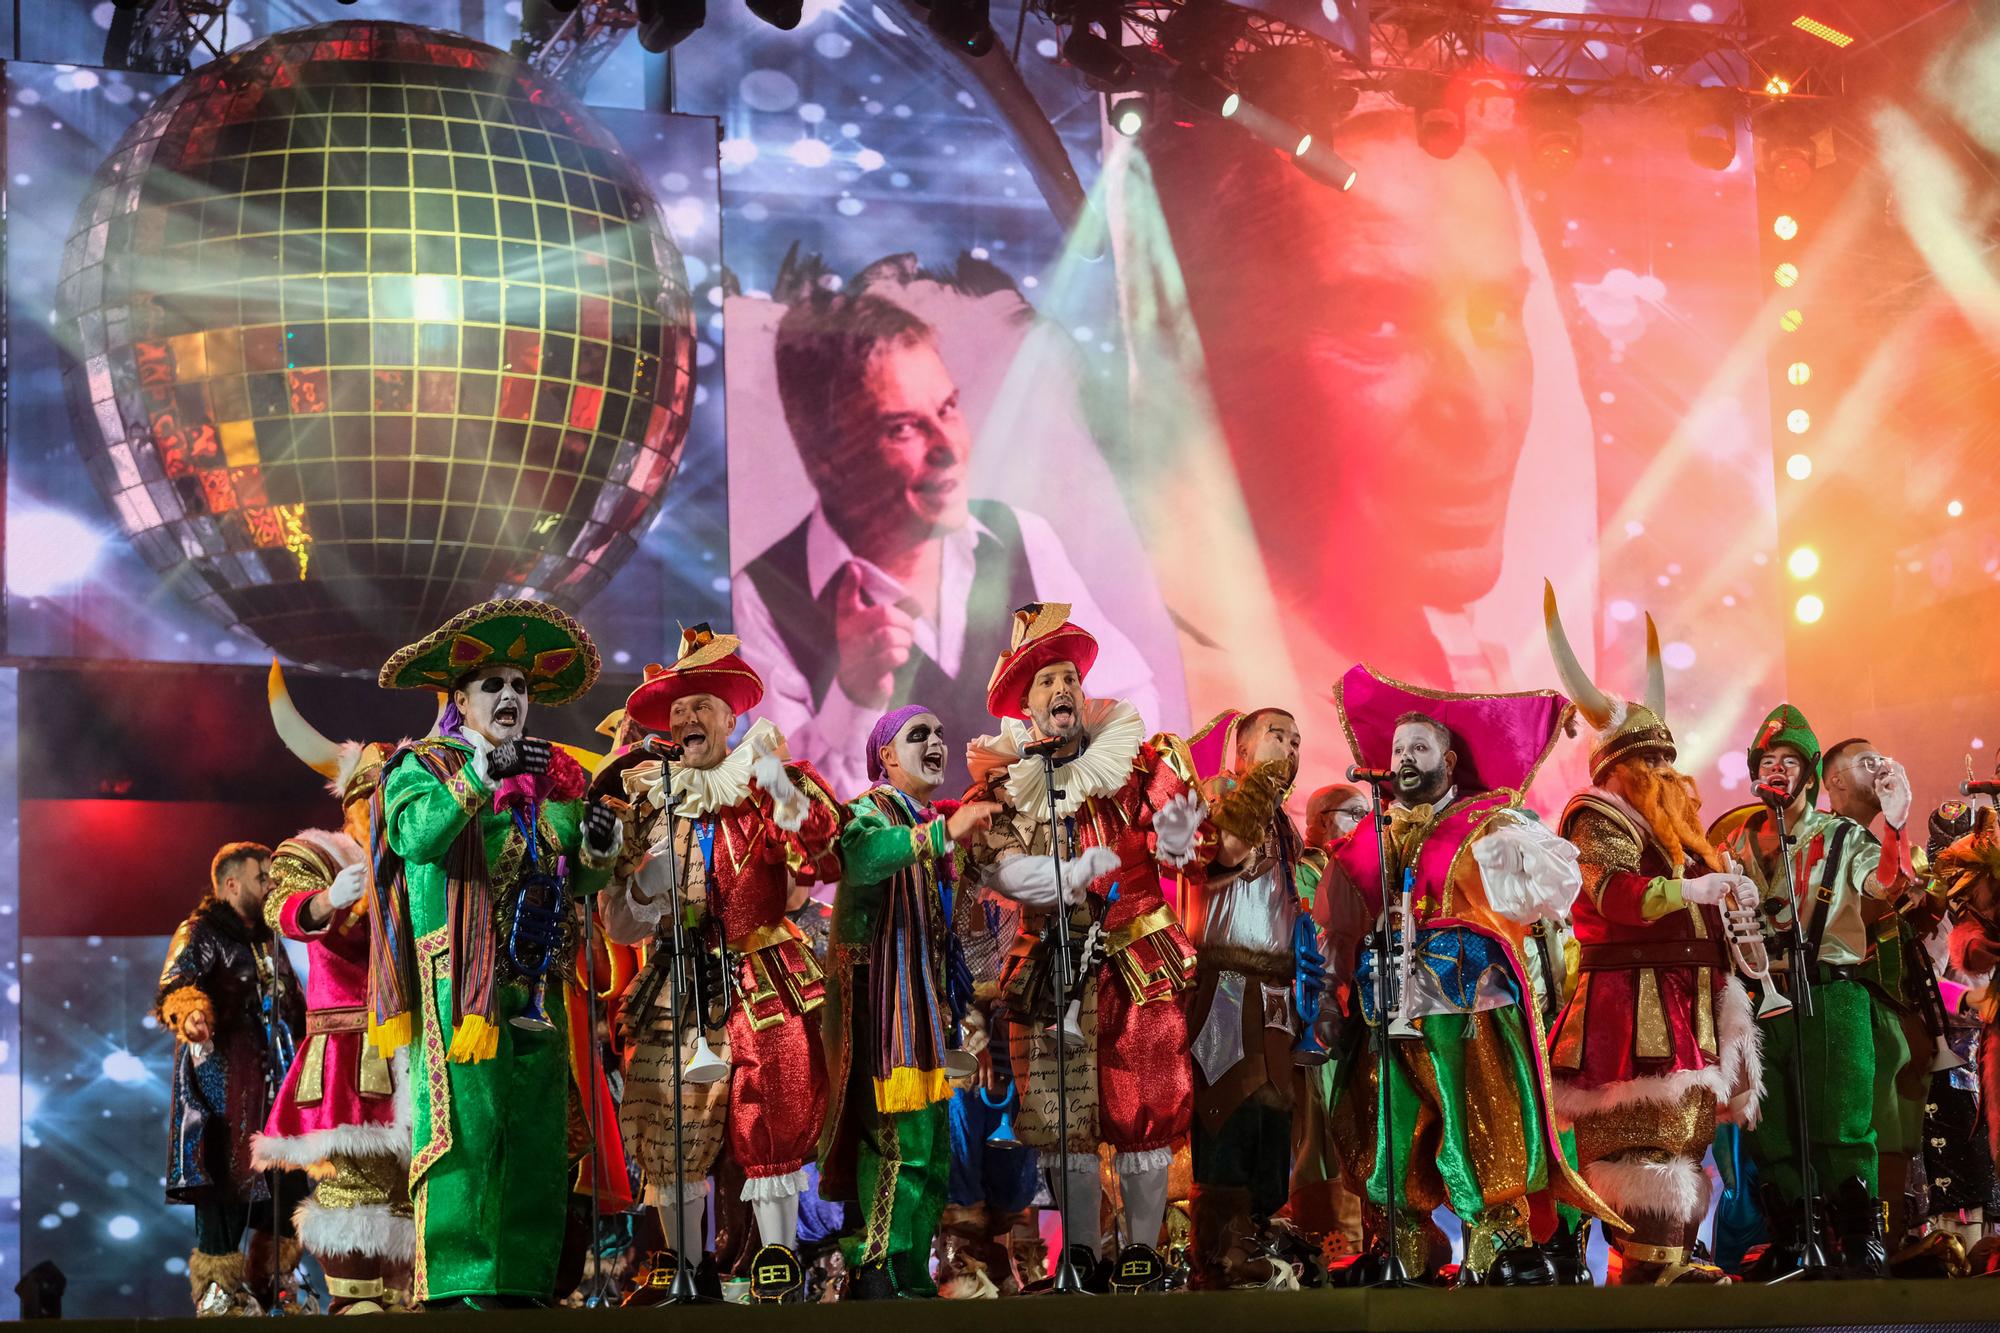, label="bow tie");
[1387,803,1438,835]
